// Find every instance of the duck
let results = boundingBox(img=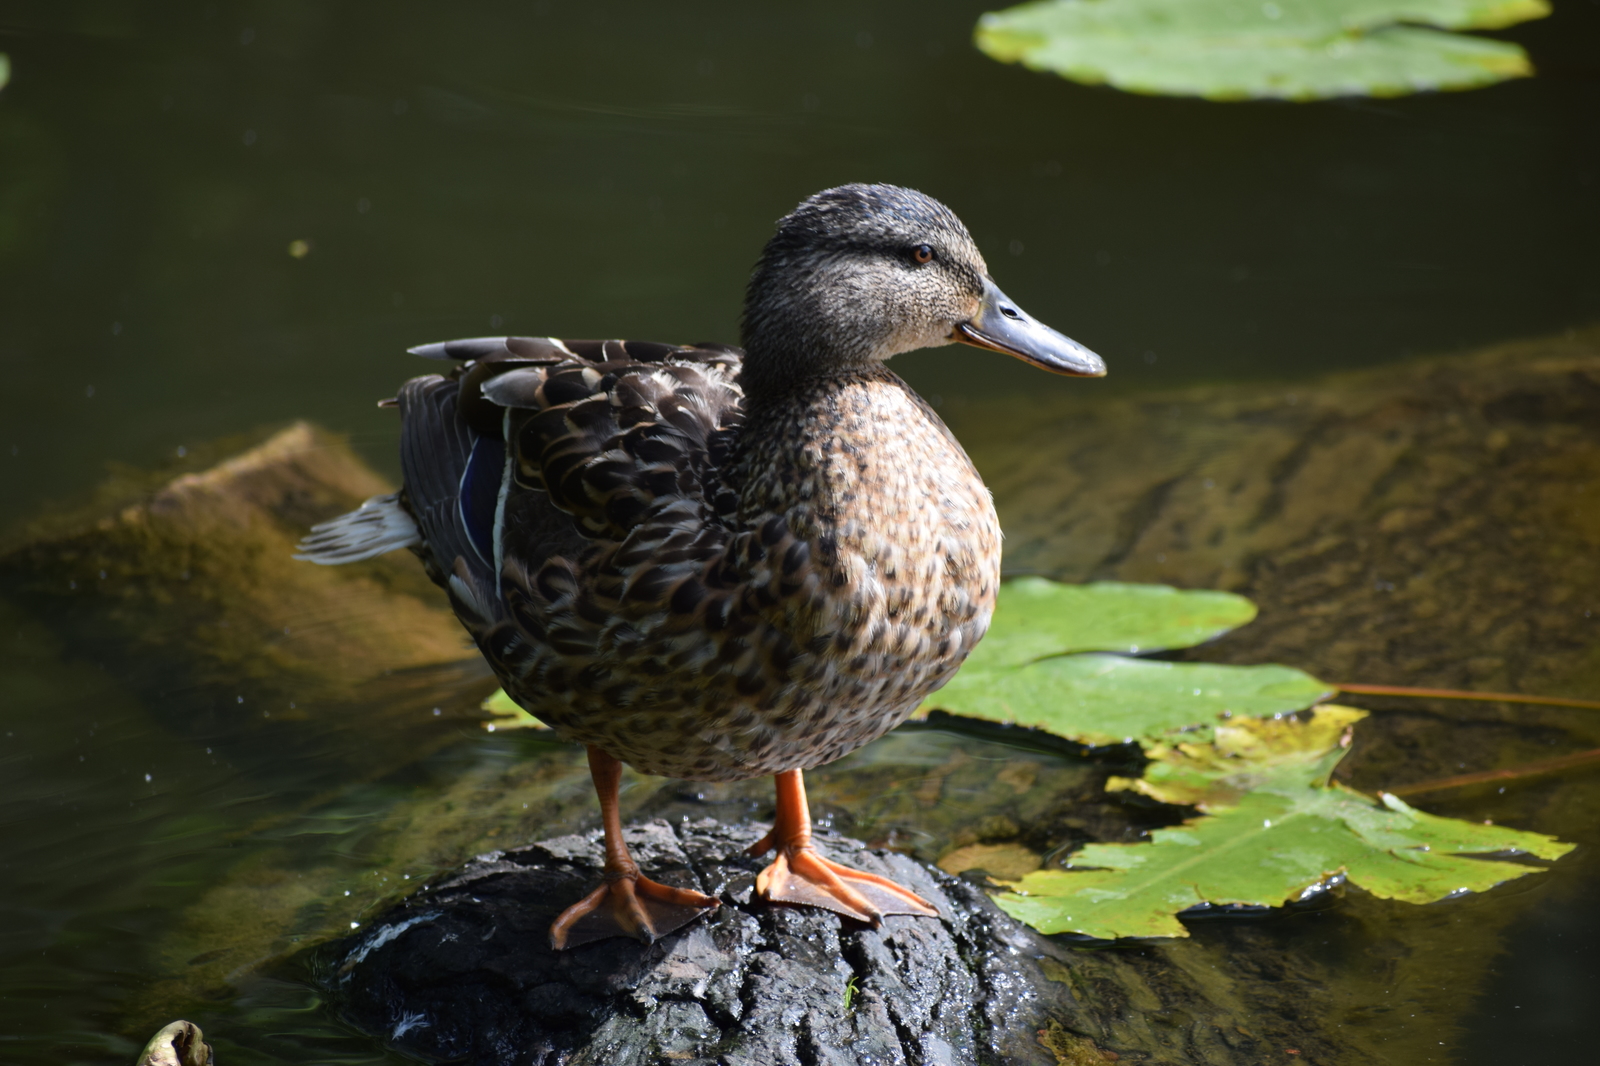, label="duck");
[296,184,1105,949]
